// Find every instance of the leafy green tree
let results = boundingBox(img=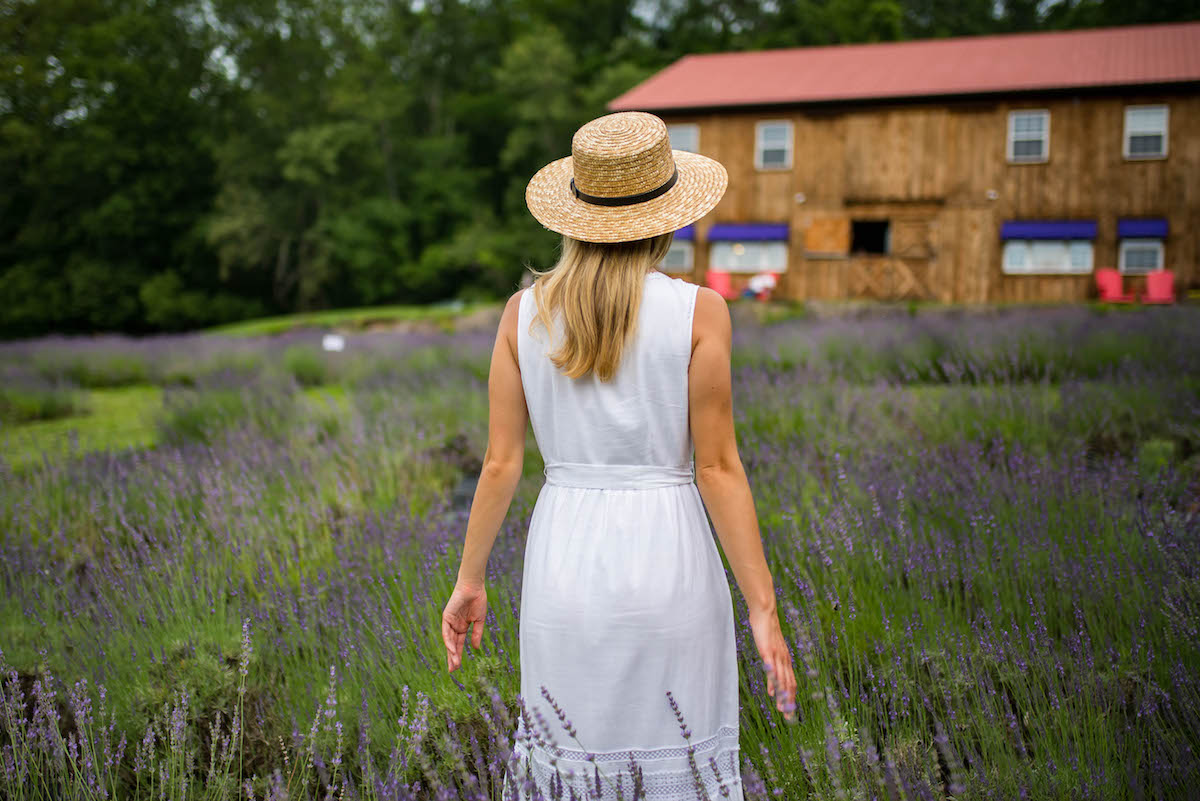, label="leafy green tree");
[0,0,231,335]
[1042,0,1200,28]
[3,0,1198,335]
[903,0,998,37]
[998,0,1043,31]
